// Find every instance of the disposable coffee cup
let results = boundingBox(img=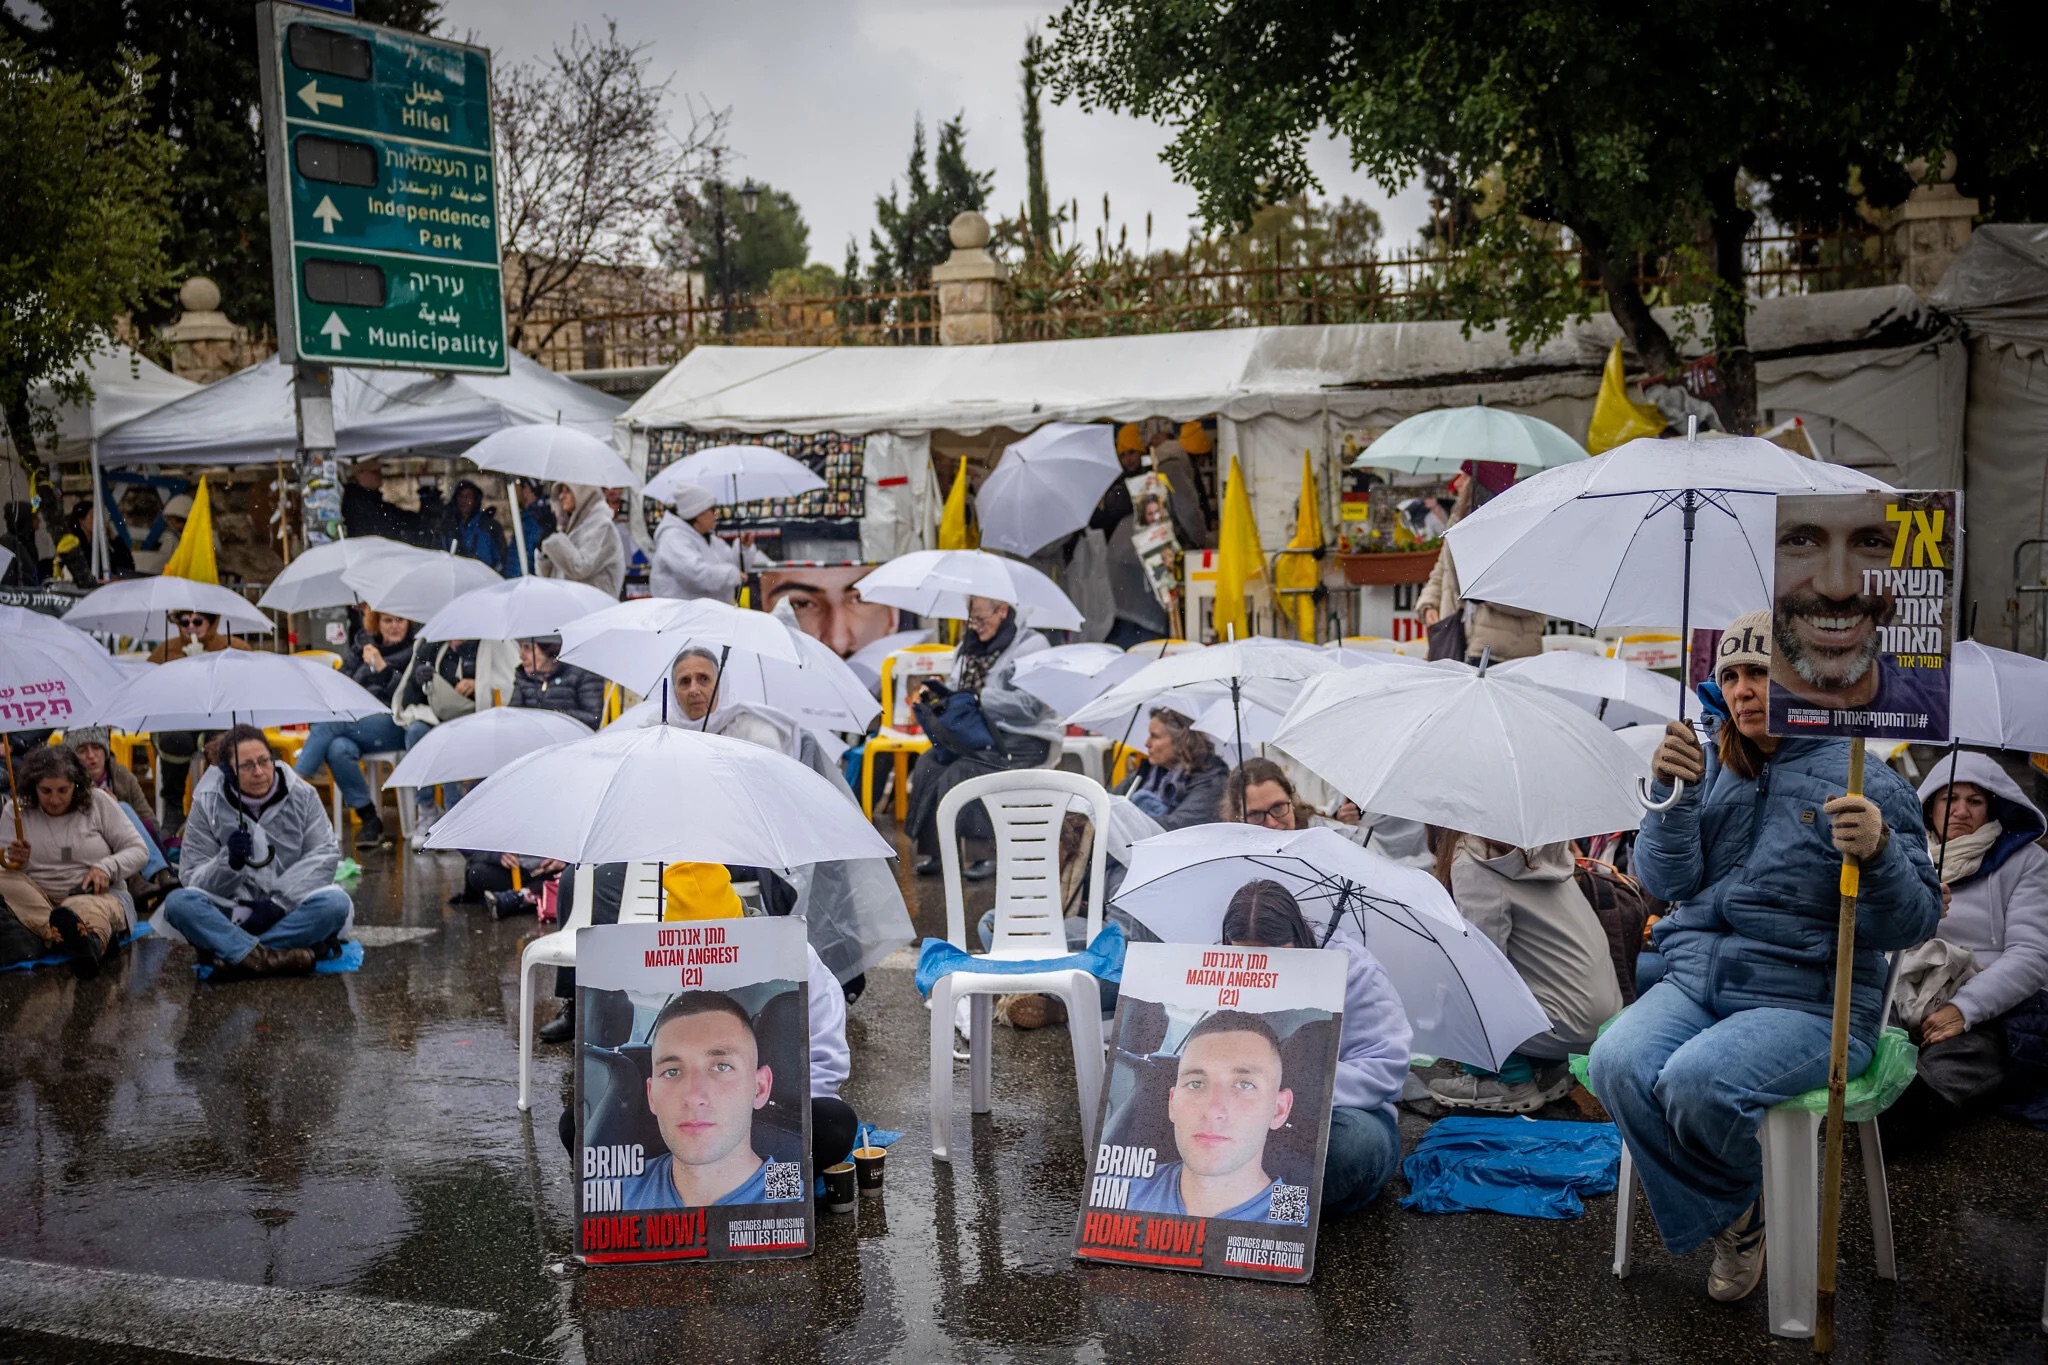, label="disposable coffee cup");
[822,1162,858,1213]
[853,1146,886,1195]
